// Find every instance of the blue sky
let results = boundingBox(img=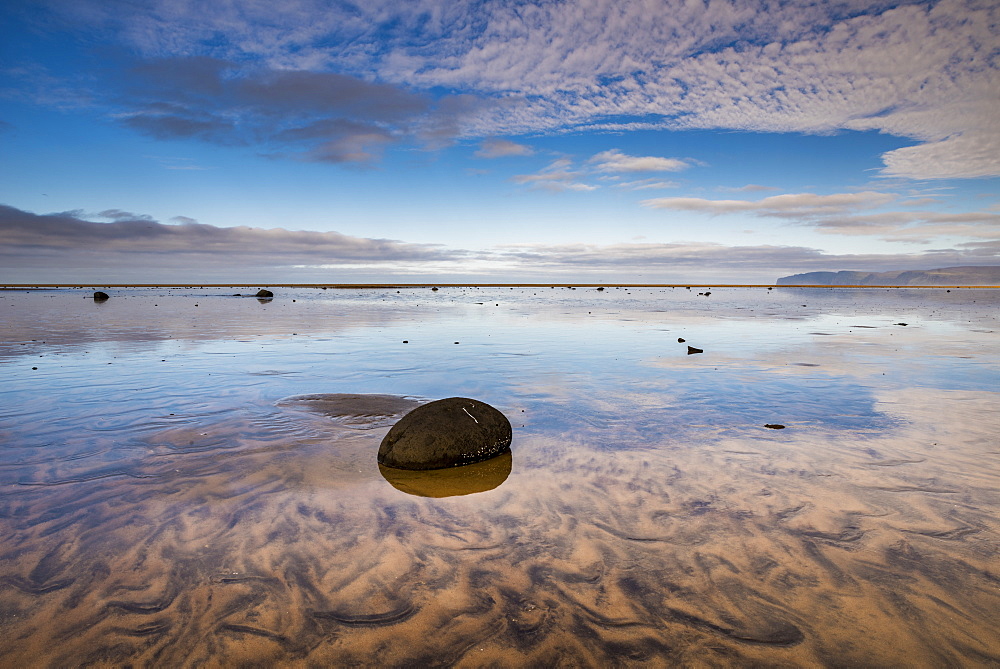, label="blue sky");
[1,0,997,283]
